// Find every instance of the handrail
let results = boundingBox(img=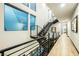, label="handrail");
[0,40,36,56]
[31,25,42,29]
[37,25,42,29]
[25,46,40,56]
[7,42,38,56]
[30,25,42,37]
[18,44,39,56]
